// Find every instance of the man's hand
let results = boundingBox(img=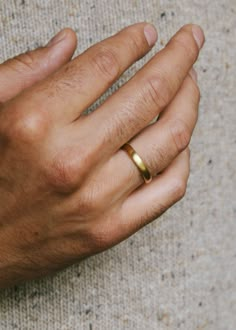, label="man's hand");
[0,23,204,288]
